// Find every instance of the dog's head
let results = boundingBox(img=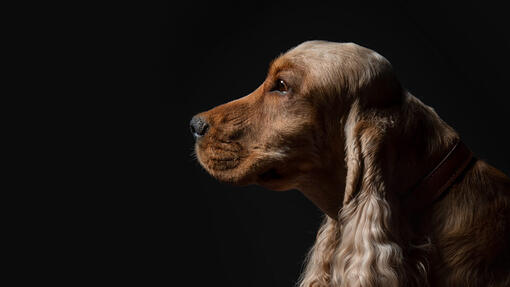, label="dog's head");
[191,41,401,193]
